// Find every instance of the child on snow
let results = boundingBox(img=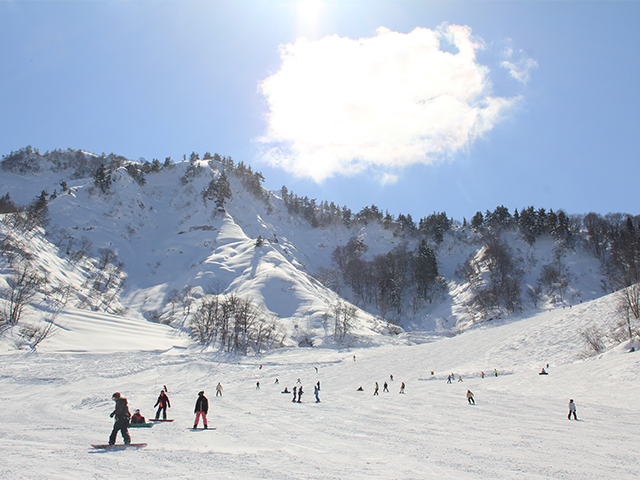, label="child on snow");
[568,399,577,420]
